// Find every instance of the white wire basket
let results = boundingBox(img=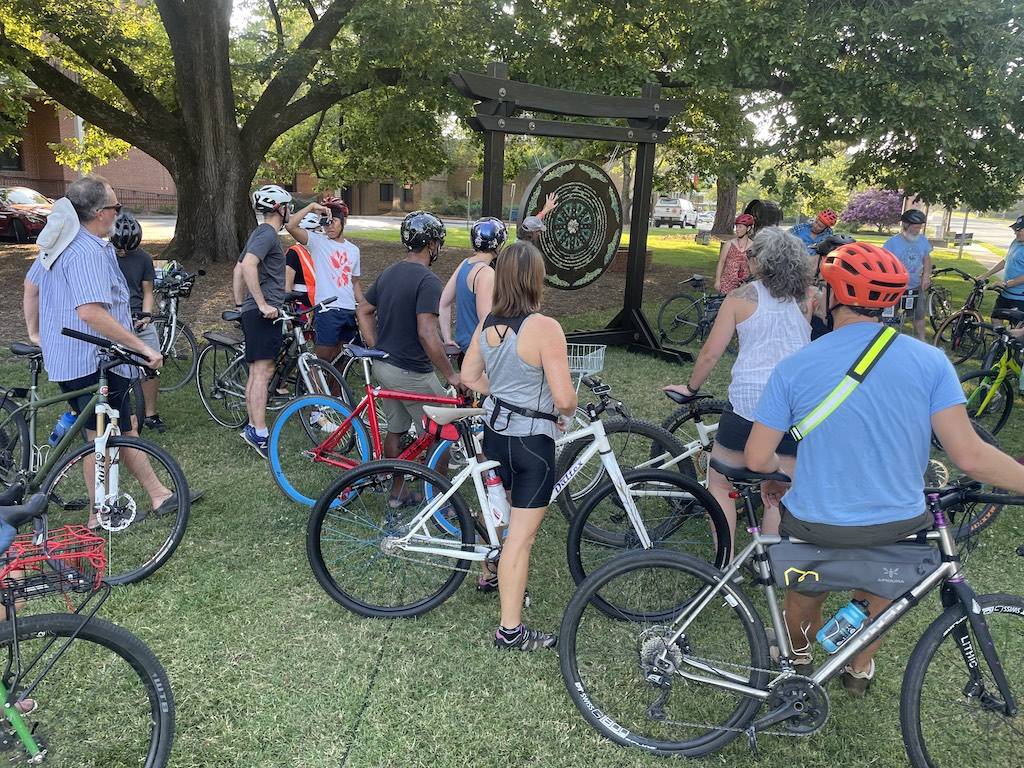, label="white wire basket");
[566,343,606,376]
